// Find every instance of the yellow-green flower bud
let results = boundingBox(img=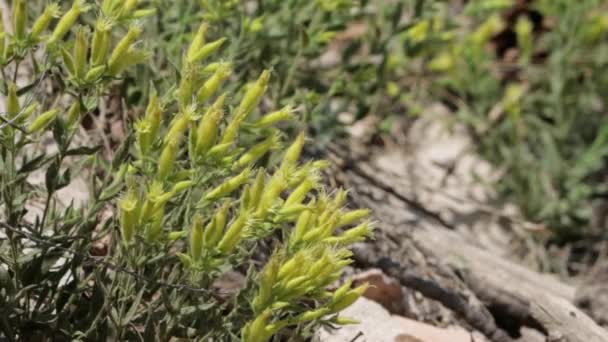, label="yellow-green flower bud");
[325,221,374,245]
[332,278,353,301]
[255,171,288,218]
[6,82,19,118]
[49,0,88,45]
[66,101,81,127]
[165,106,194,144]
[122,0,139,14]
[60,46,76,76]
[85,65,106,83]
[27,109,59,133]
[237,70,270,118]
[329,283,368,313]
[145,88,162,138]
[145,207,164,243]
[31,3,60,39]
[133,8,156,18]
[277,253,304,280]
[334,316,360,325]
[158,139,179,180]
[249,169,265,210]
[203,200,230,247]
[254,106,295,127]
[291,209,312,244]
[187,23,208,63]
[91,19,112,66]
[188,37,226,64]
[284,178,315,207]
[73,27,88,79]
[235,133,279,169]
[196,62,231,104]
[171,180,193,193]
[252,251,280,313]
[108,25,142,72]
[15,102,39,124]
[338,209,370,227]
[218,212,247,254]
[190,214,204,262]
[297,308,330,323]
[178,66,196,108]
[280,131,305,171]
[195,94,225,156]
[203,167,251,201]
[119,190,139,245]
[0,32,6,62]
[242,310,272,342]
[110,48,149,76]
[12,0,27,40]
